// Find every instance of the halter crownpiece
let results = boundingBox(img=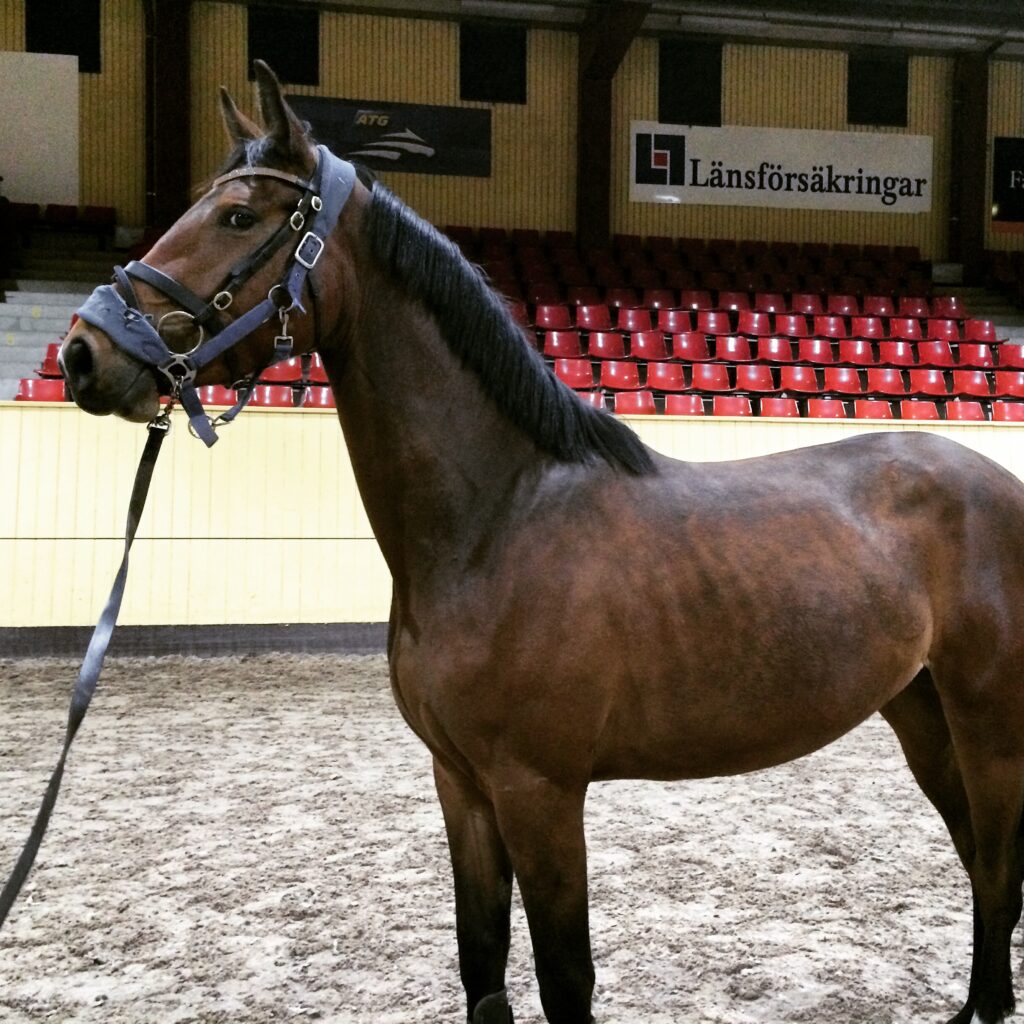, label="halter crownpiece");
[74,145,357,446]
